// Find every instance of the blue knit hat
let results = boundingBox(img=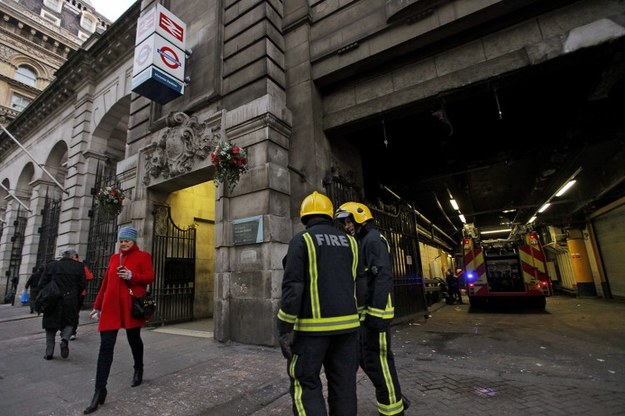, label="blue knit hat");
[118,226,138,242]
